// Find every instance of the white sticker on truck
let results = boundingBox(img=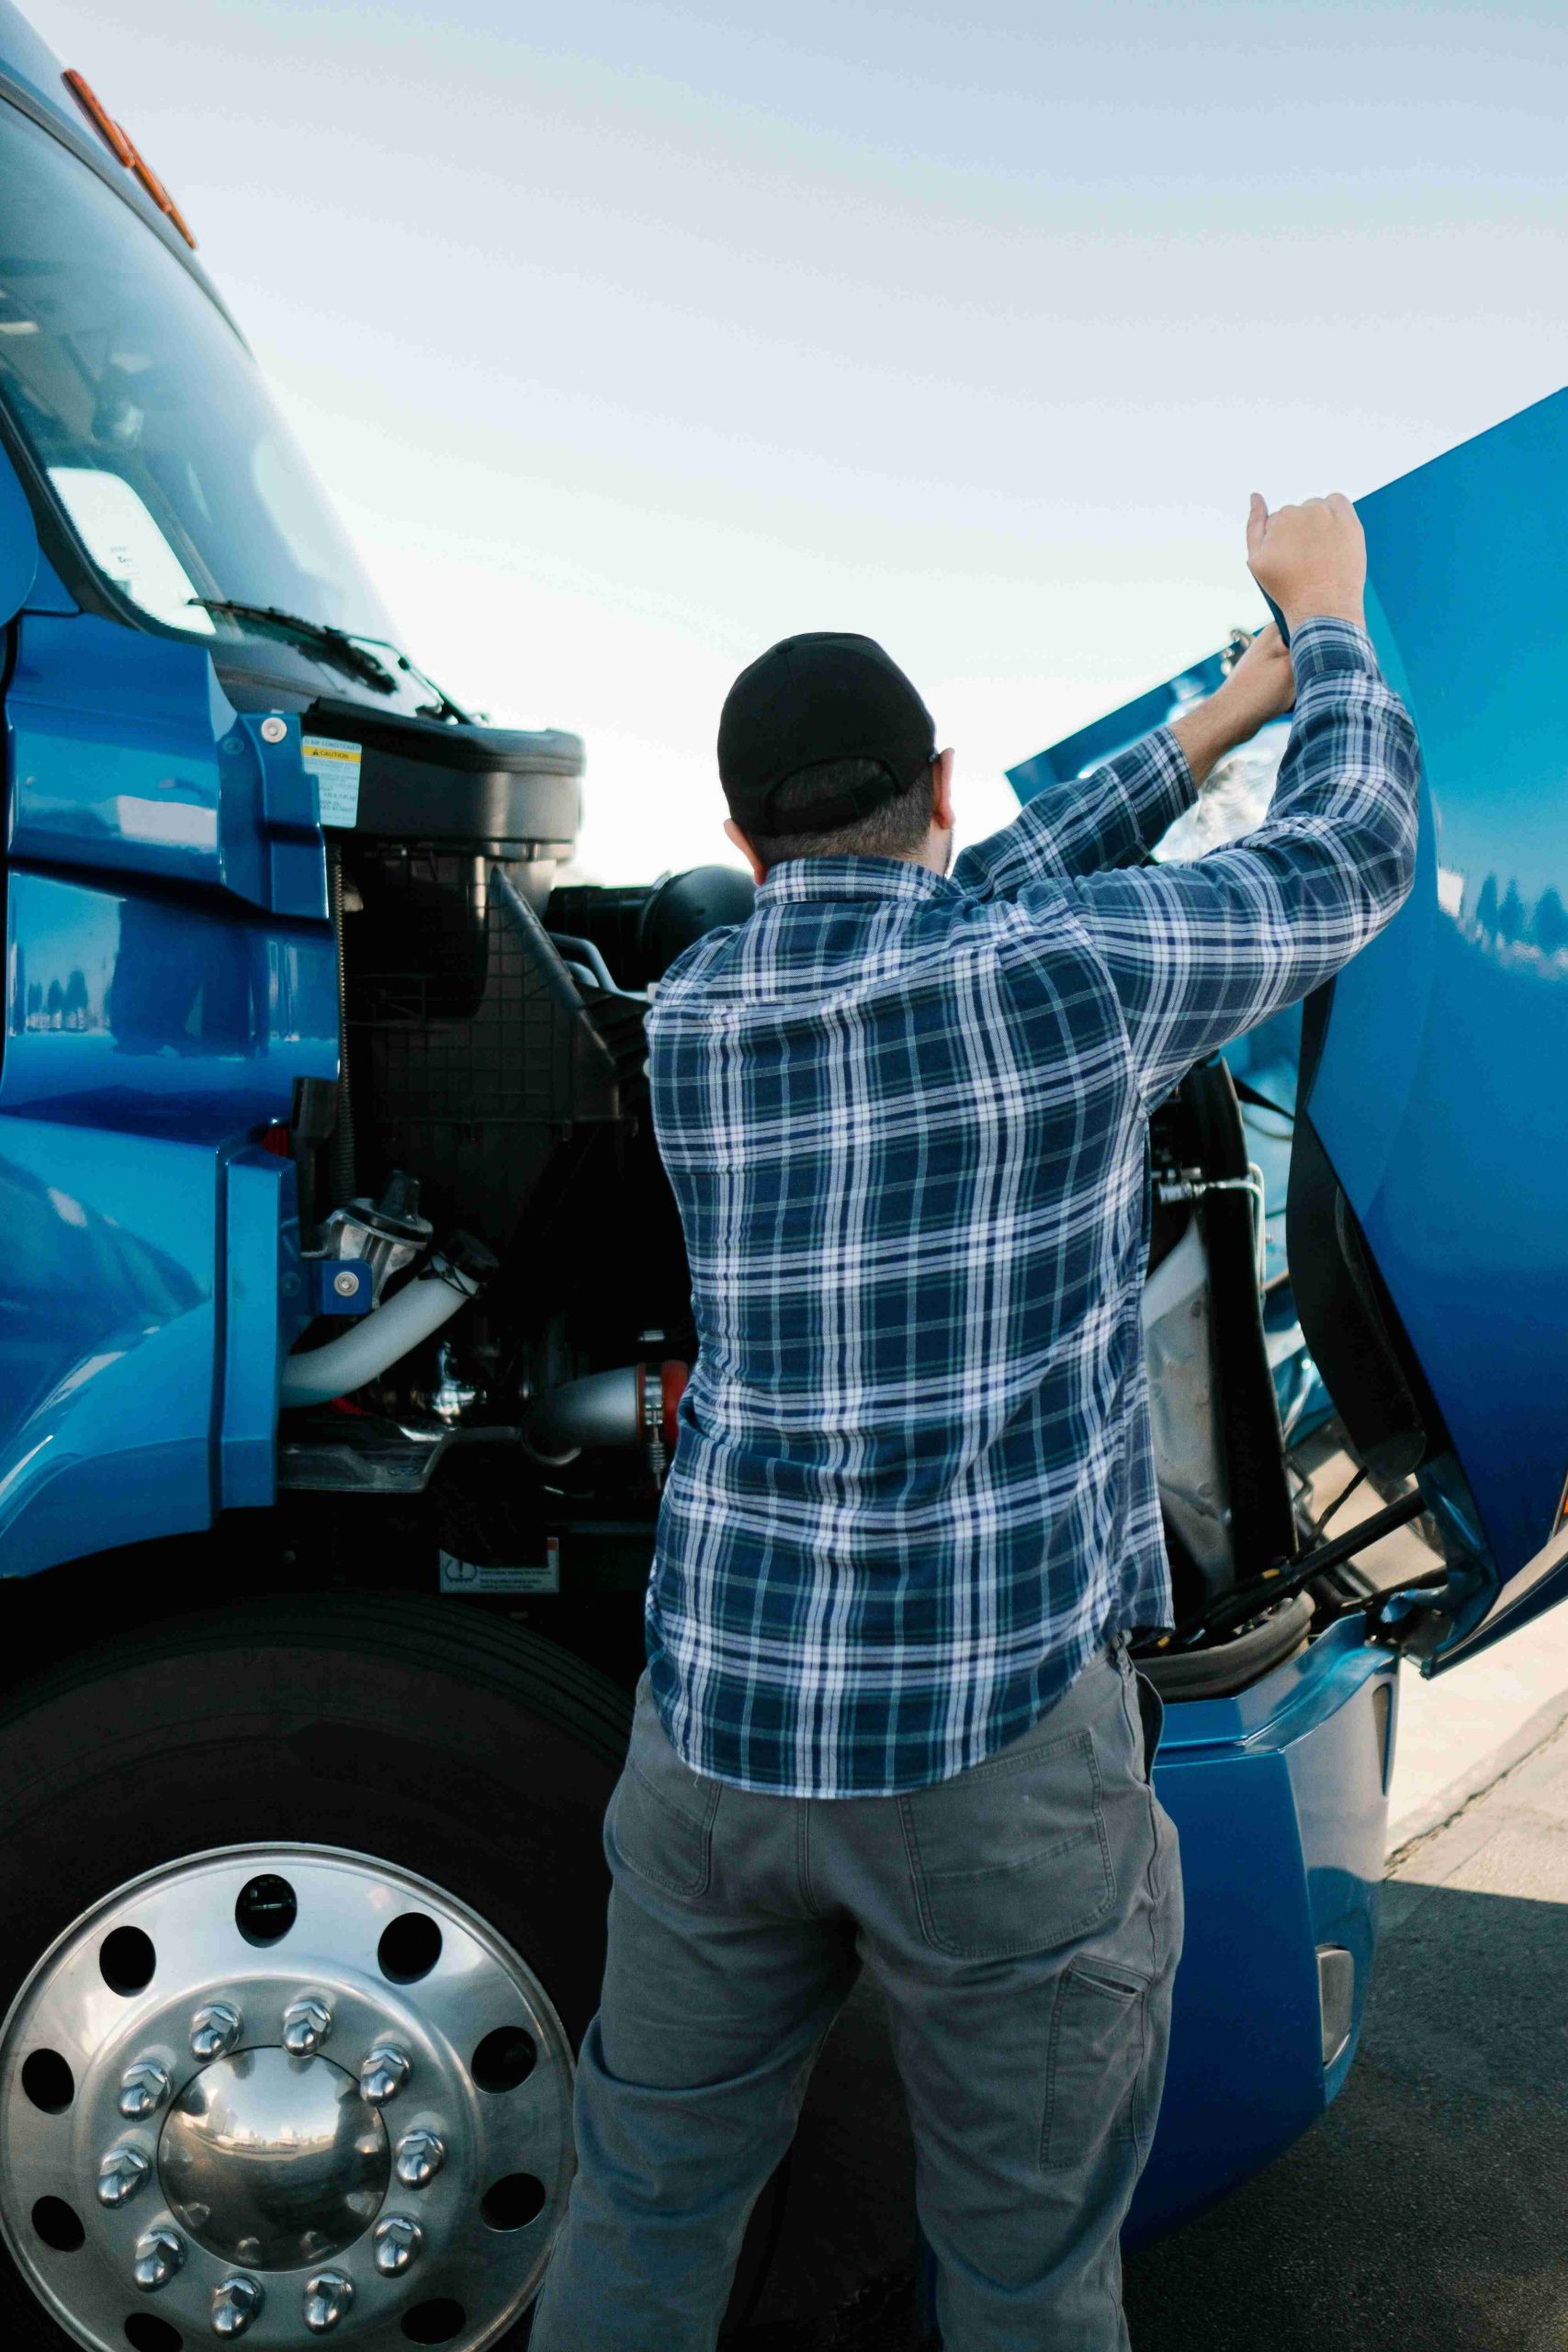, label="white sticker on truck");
[301,734,363,828]
[439,1539,560,1596]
